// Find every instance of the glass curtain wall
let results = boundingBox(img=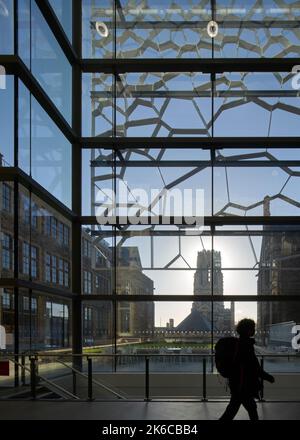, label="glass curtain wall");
[80,0,300,374]
[1,0,300,384]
